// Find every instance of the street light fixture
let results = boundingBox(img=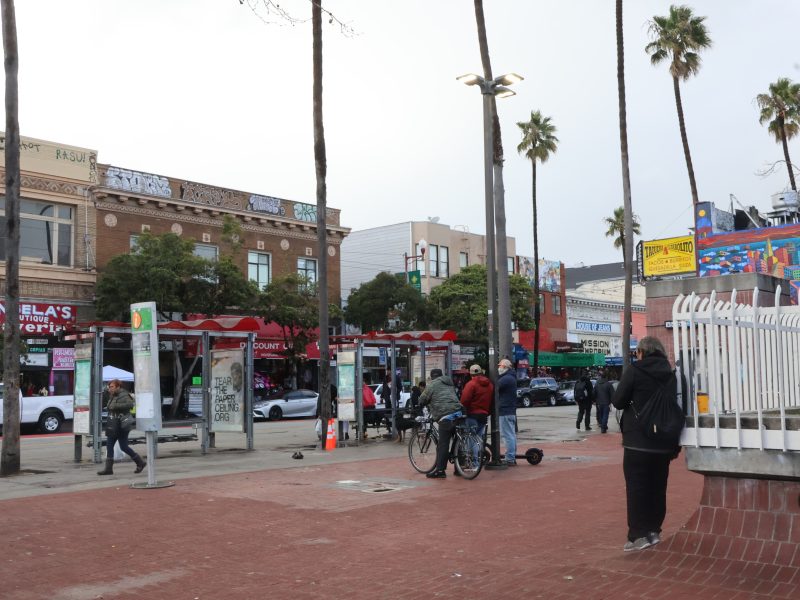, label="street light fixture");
[404,238,427,290]
[458,70,522,469]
